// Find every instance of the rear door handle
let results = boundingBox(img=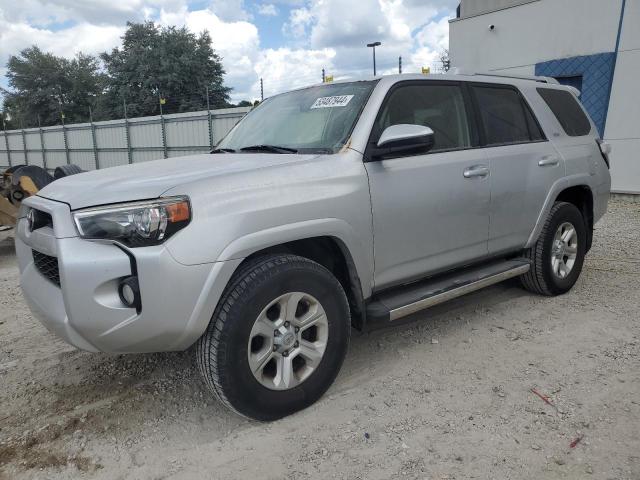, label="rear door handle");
[463,165,490,179]
[538,156,560,167]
